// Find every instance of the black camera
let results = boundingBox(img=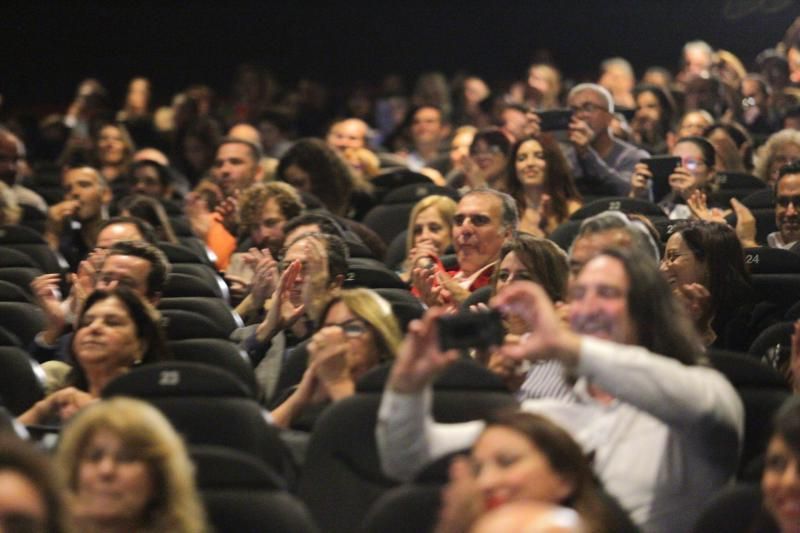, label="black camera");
[437,309,505,351]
